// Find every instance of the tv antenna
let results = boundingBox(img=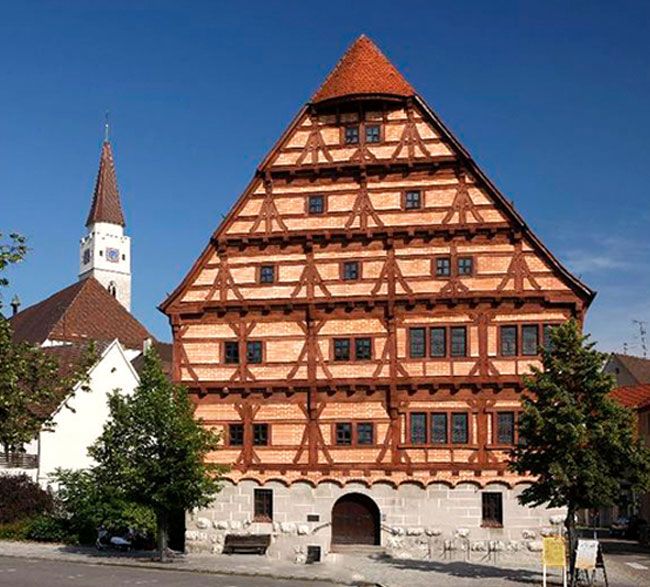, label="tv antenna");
[632,319,648,358]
